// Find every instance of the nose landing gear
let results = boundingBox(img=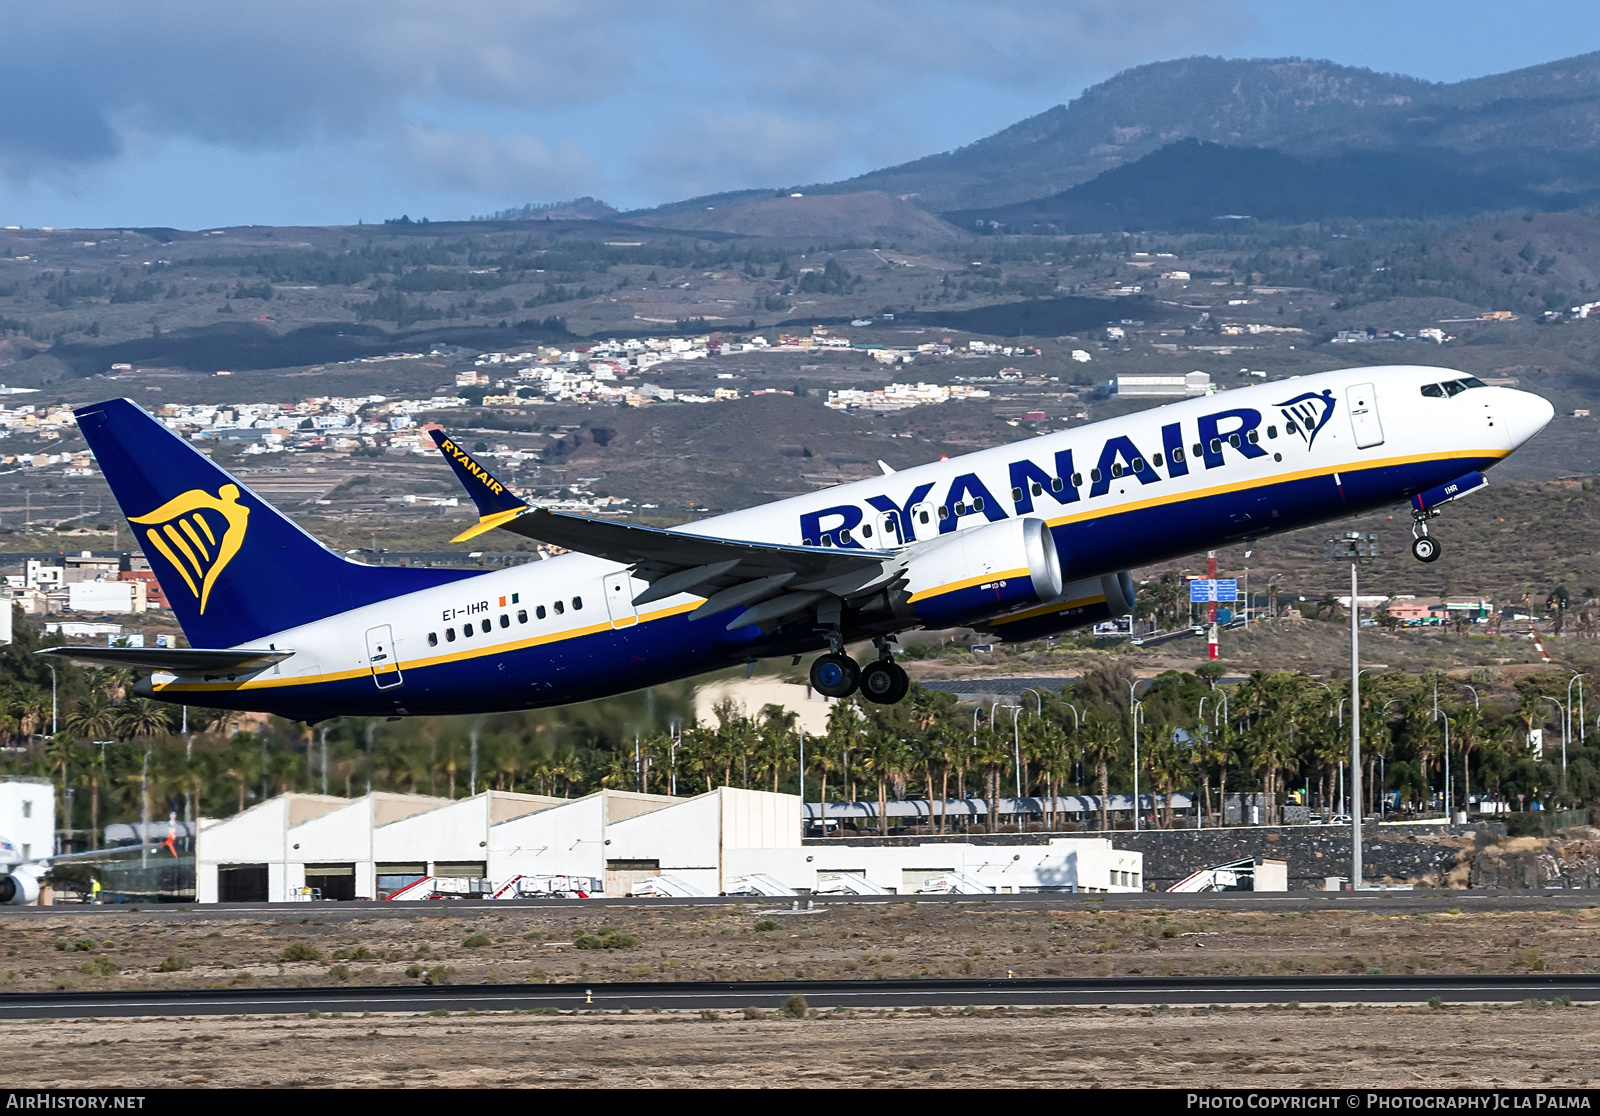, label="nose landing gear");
[1411,510,1442,563]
